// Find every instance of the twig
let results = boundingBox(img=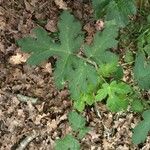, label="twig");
[16,130,38,150]
[93,103,102,119]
